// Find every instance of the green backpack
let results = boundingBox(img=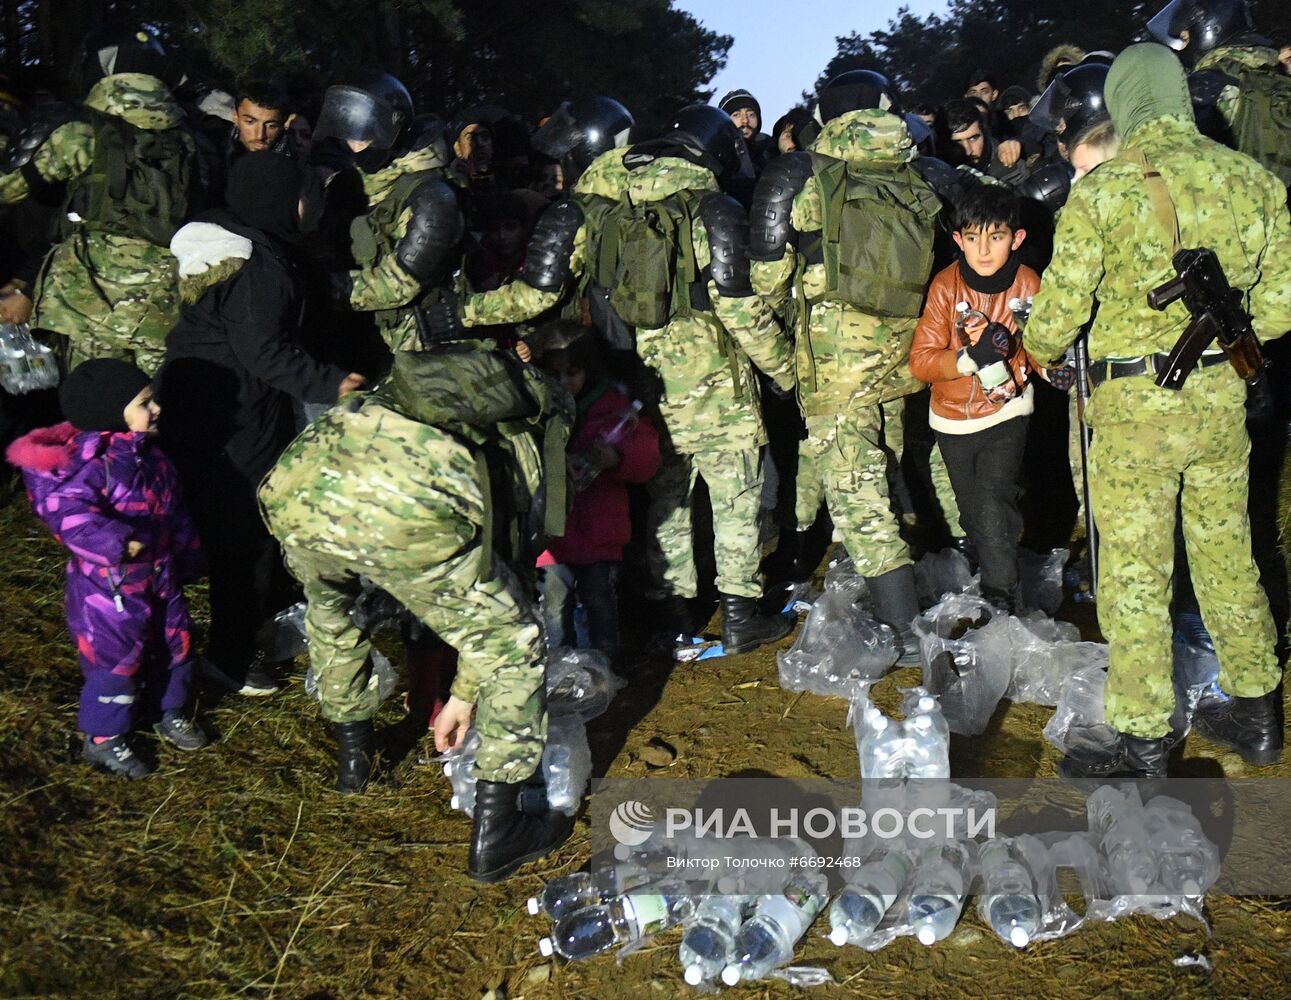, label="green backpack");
[802,152,941,318]
[606,187,707,330]
[1230,70,1291,187]
[70,109,196,246]
[375,343,575,573]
